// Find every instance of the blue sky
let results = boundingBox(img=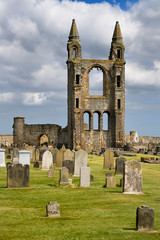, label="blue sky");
[0,0,160,138]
